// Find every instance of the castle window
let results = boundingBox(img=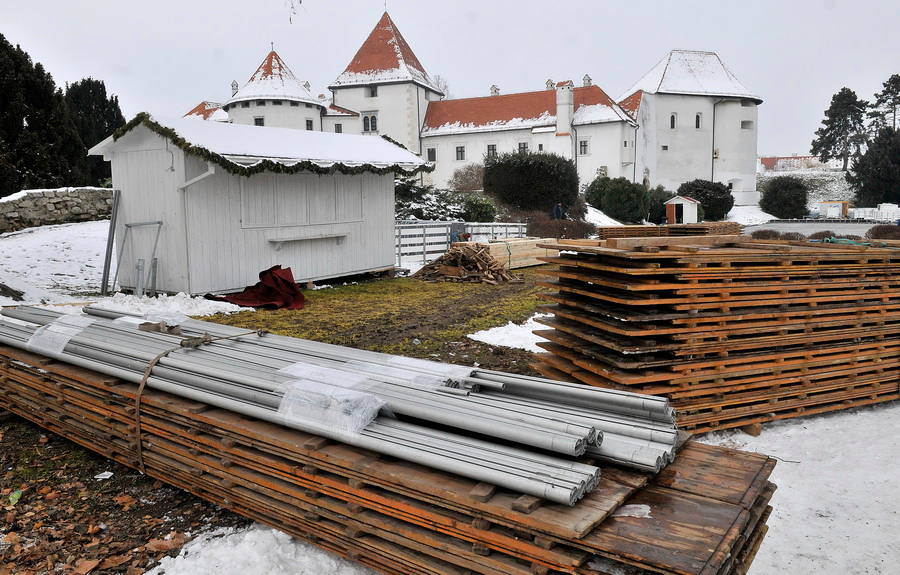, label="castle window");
[518,142,529,153]
[290,101,299,107]
[305,103,312,108]
[368,86,378,97]
[241,101,250,108]
[669,113,677,129]
[456,146,466,161]
[741,120,754,130]
[254,116,265,126]
[427,147,437,161]
[363,114,378,133]
[256,100,266,106]
[695,113,702,129]
[661,145,669,151]
[335,124,343,133]
[741,100,754,107]
[306,119,314,131]
[538,143,544,151]
[273,100,282,106]
[486,144,497,158]
[623,141,628,147]
[578,140,589,155]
